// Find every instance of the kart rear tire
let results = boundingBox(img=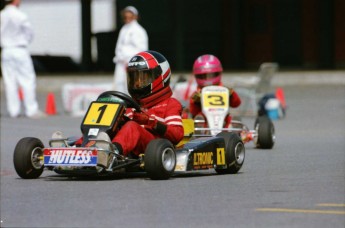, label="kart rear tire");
[254,116,275,149]
[215,132,245,174]
[13,137,44,179]
[144,139,176,180]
